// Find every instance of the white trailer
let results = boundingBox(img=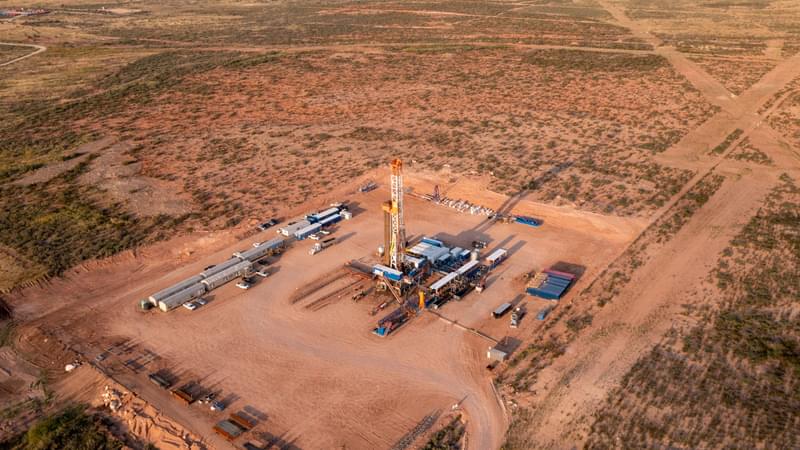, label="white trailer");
[279,220,310,237]
[158,283,207,312]
[234,238,283,261]
[201,257,243,279]
[485,248,508,267]
[201,261,253,291]
[148,275,205,306]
